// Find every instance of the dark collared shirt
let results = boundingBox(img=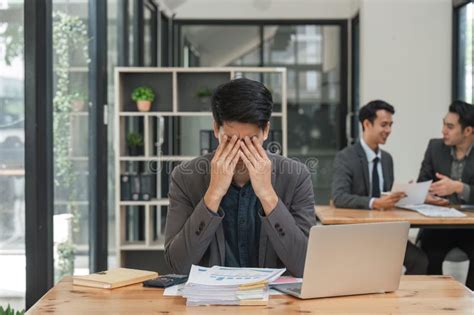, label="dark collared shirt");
[220,182,261,267]
[450,144,473,203]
